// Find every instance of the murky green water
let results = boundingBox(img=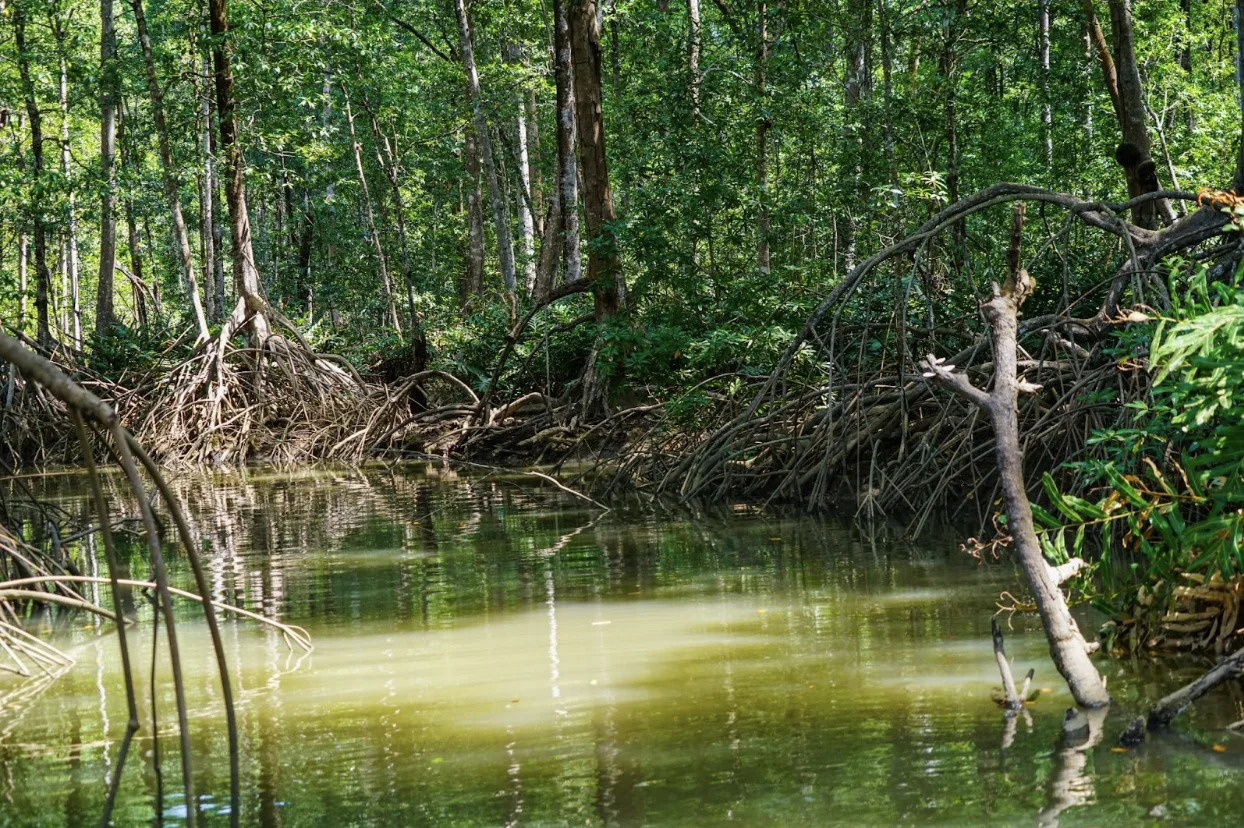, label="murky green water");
[2,464,1244,826]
